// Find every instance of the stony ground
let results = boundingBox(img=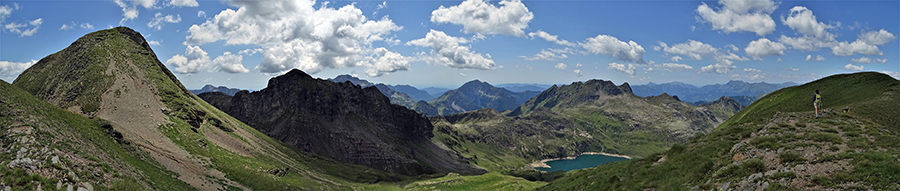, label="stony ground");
[707,108,893,190]
[1,109,108,191]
